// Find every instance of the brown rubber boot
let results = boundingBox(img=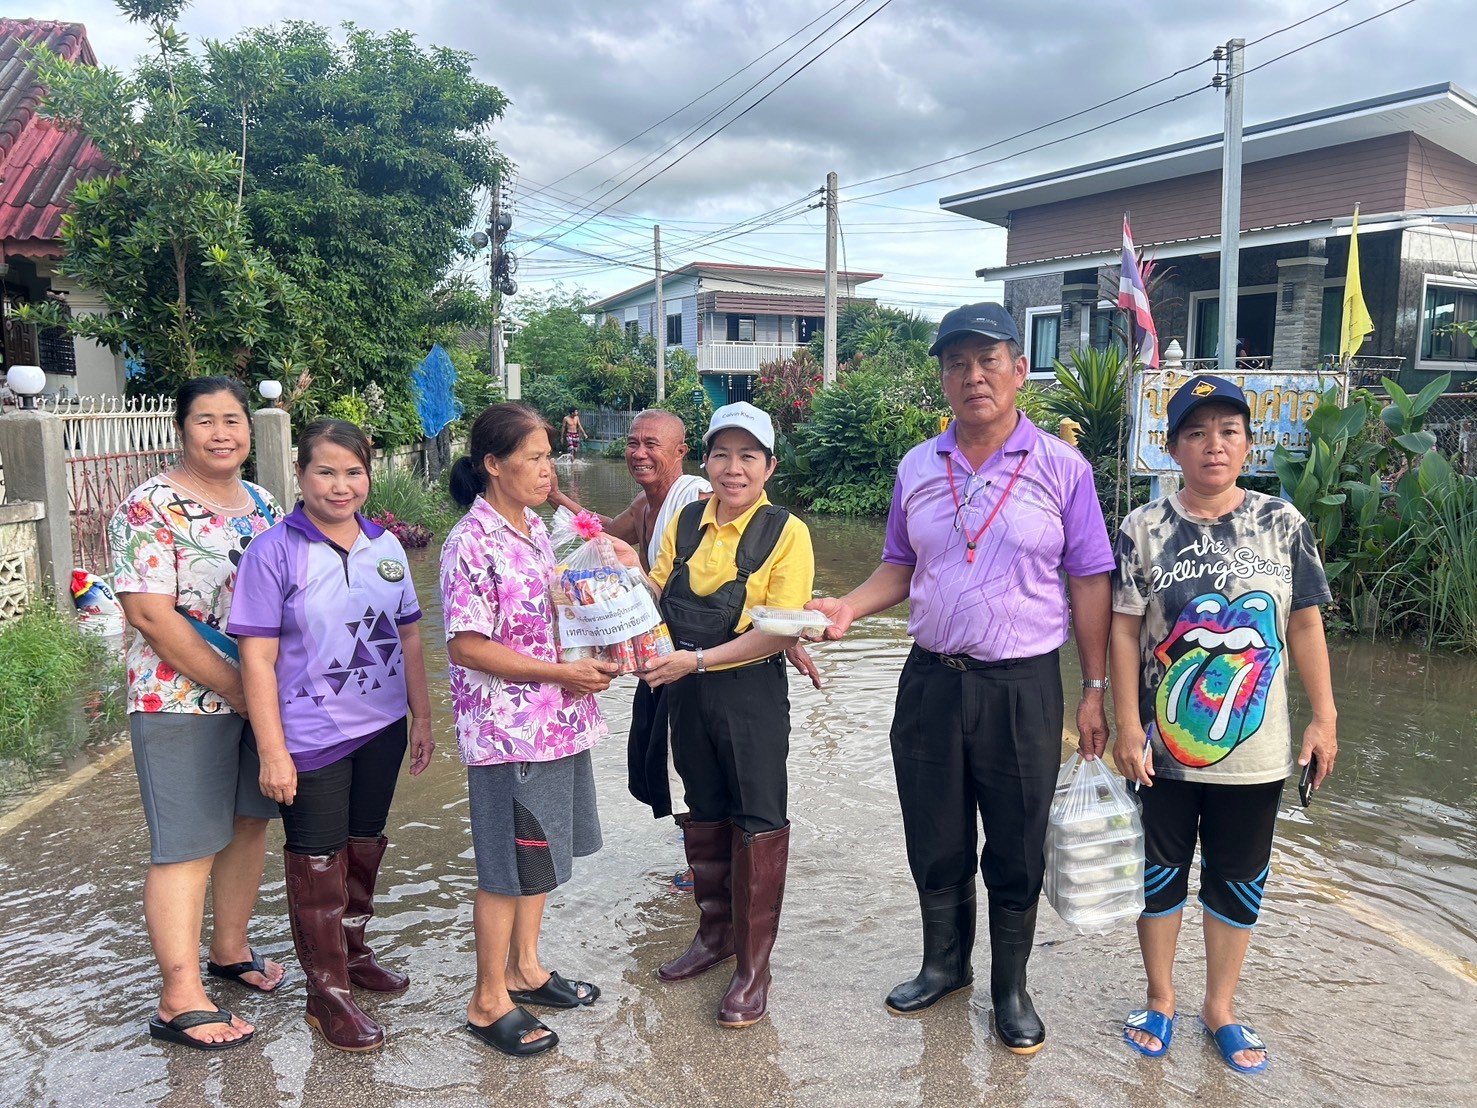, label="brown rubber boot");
[343,836,410,993]
[284,850,385,1052]
[717,822,790,1028]
[658,819,735,982]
